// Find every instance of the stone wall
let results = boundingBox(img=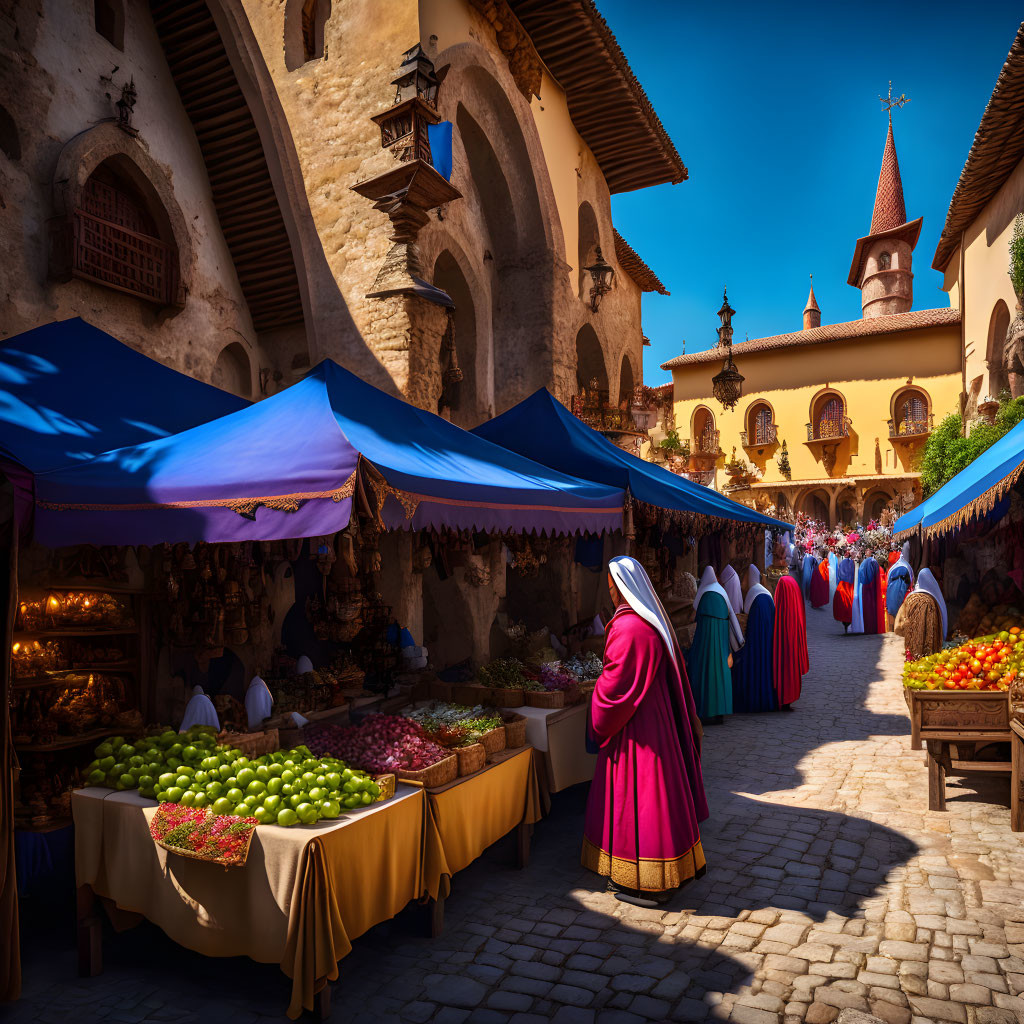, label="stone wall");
[0,0,266,390]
